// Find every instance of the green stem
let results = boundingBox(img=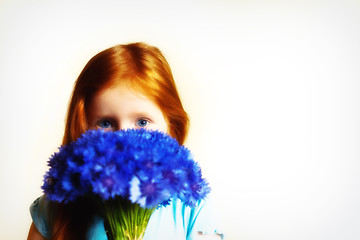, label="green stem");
[103,197,156,240]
